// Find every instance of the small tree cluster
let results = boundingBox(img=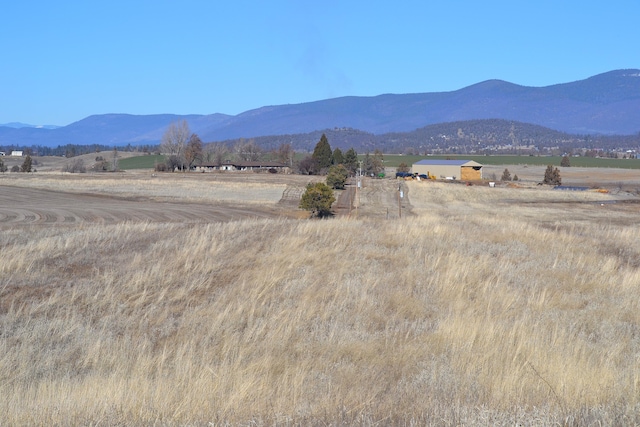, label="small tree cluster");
[299,134,359,176]
[543,165,562,185]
